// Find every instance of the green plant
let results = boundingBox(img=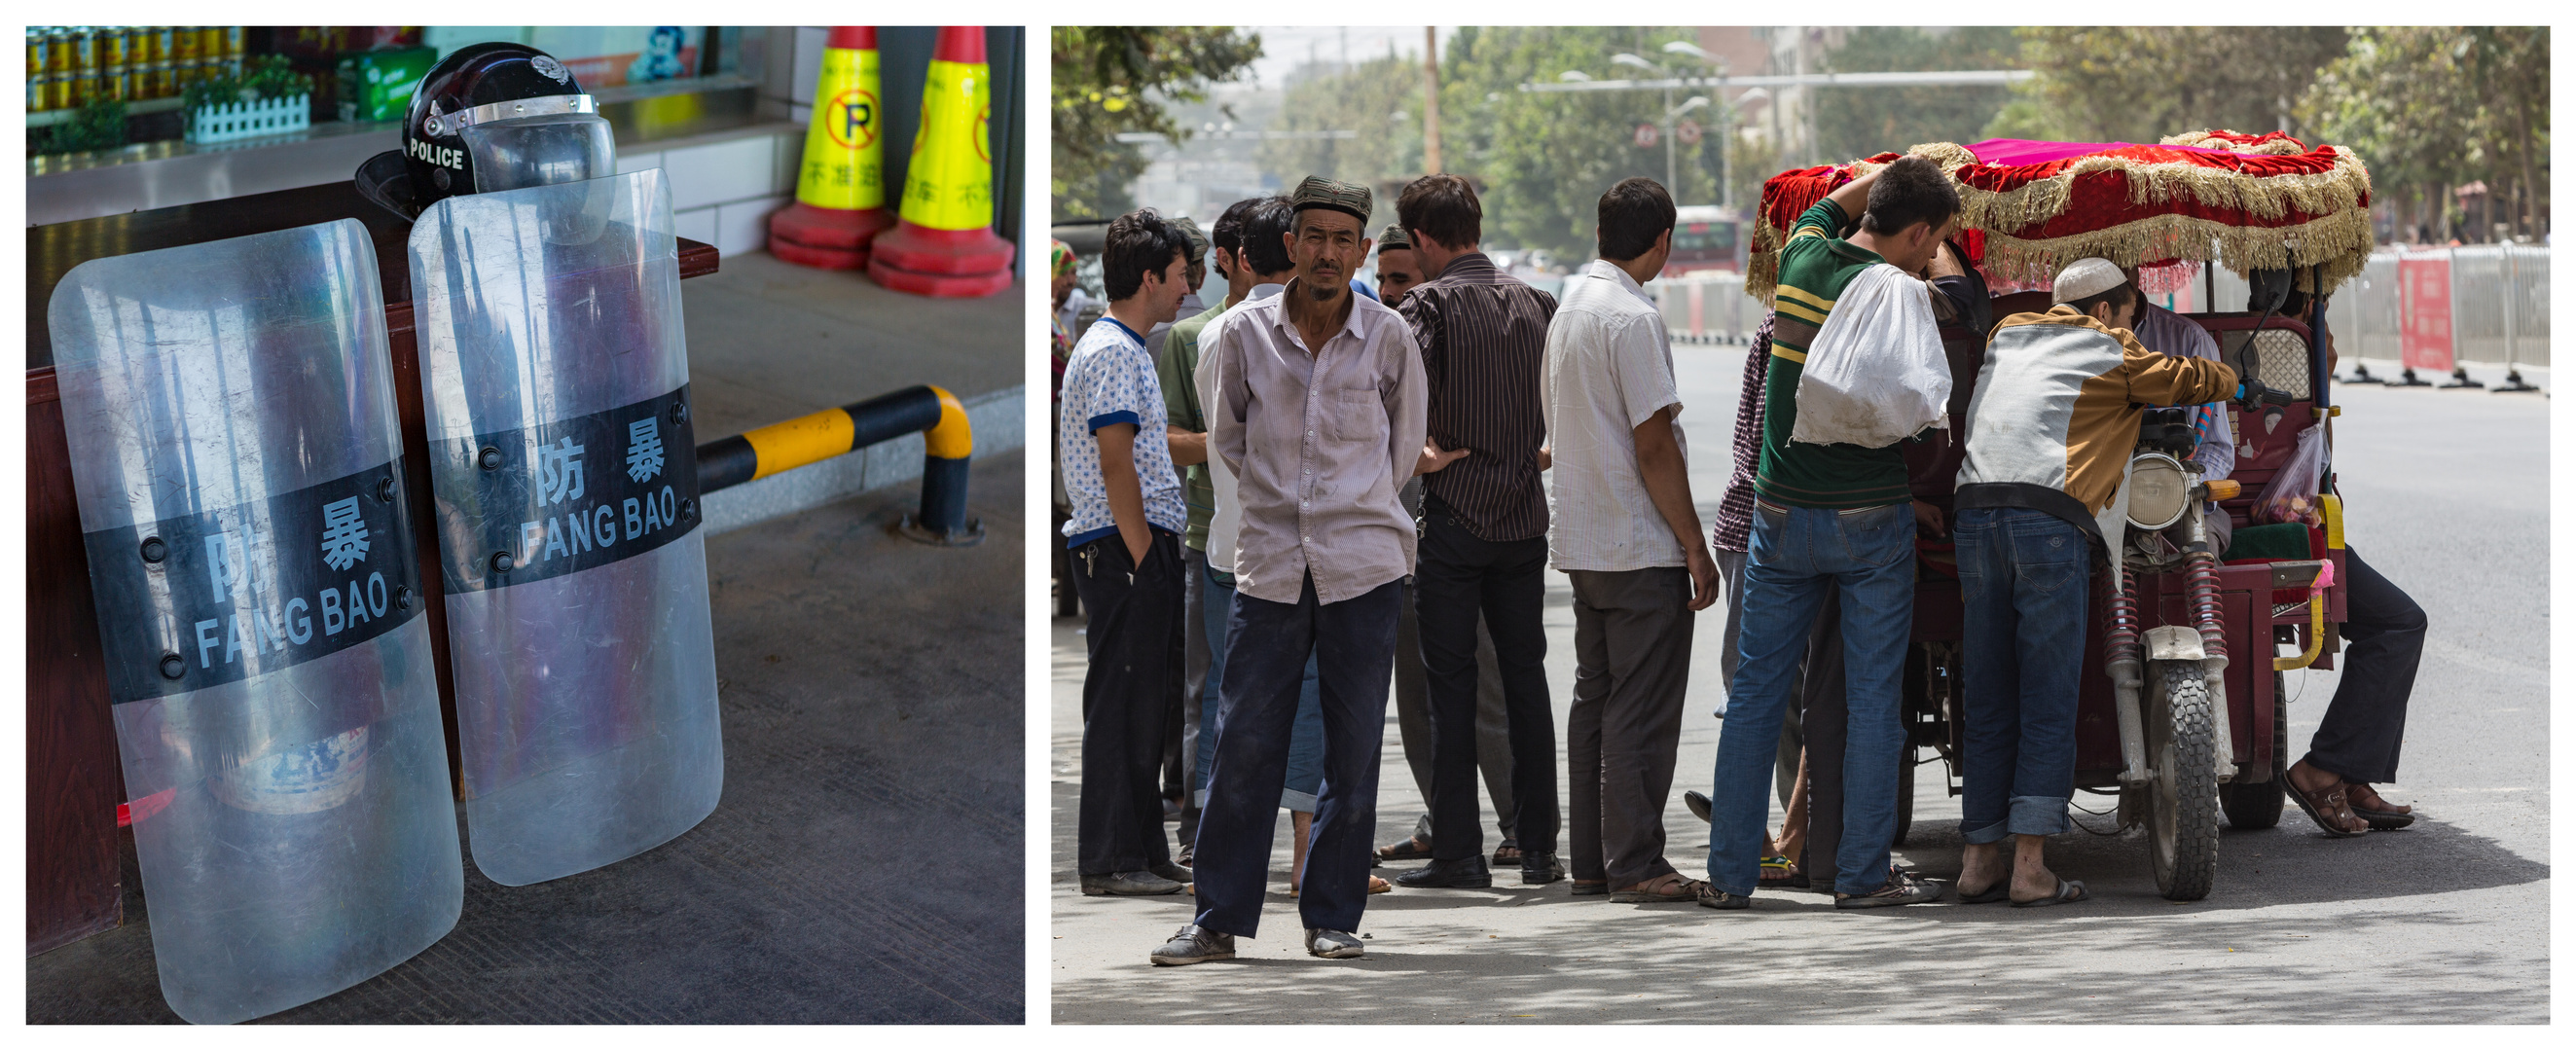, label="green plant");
[39,98,130,154]
[183,54,312,111]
